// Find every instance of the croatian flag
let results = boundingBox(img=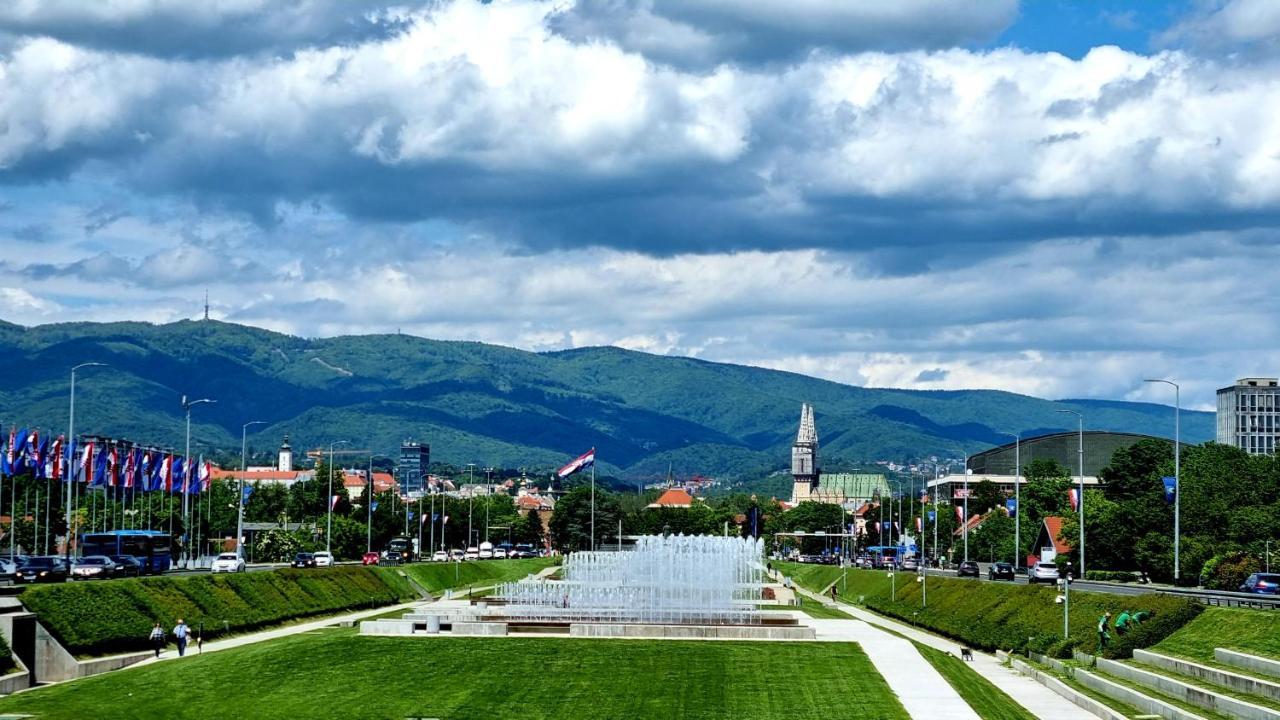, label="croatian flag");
[442,515,450,526]
[160,454,174,492]
[330,494,340,511]
[557,448,596,478]
[197,457,211,493]
[1067,488,1080,512]
[48,435,64,480]
[874,521,880,533]
[370,501,378,513]
[915,517,922,533]
[2,427,16,474]
[79,441,95,482]
[121,447,136,489]
[955,505,964,523]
